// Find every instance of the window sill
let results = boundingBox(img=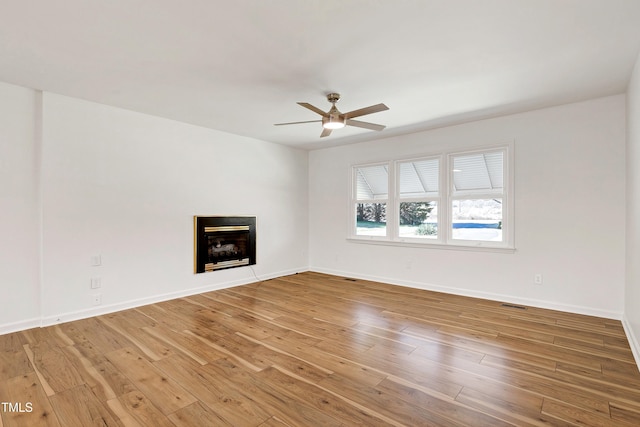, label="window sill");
[346,237,516,254]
